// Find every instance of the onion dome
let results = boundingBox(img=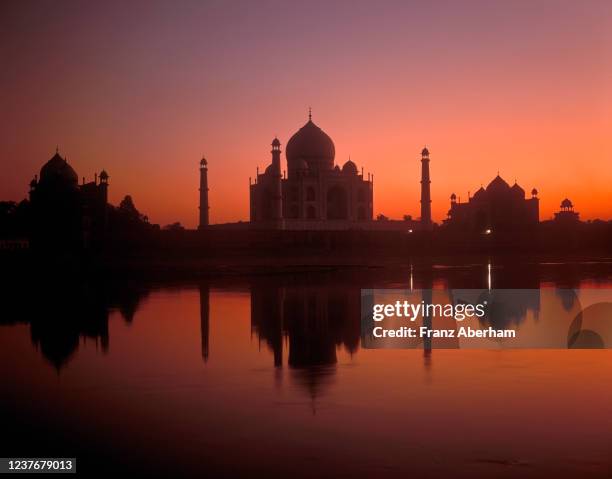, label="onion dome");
[486,174,510,194]
[39,151,78,188]
[286,117,335,173]
[342,159,358,175]
[99,170,109,181]
[531,188,538,197]
[561,198,573,209]
[200,157,207,166]
[421,147,429,156]
[271,138,281,147]
[450,193,457,201]
[510,181,525,198]
[473,186,486,200]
